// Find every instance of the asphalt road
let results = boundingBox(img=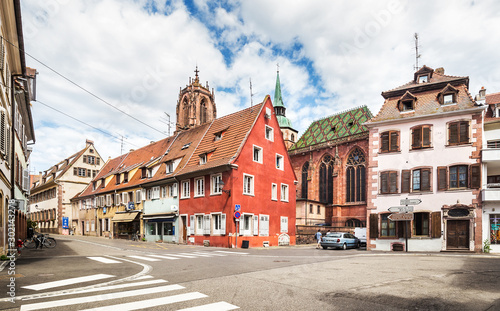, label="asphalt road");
[1,235,500,310]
